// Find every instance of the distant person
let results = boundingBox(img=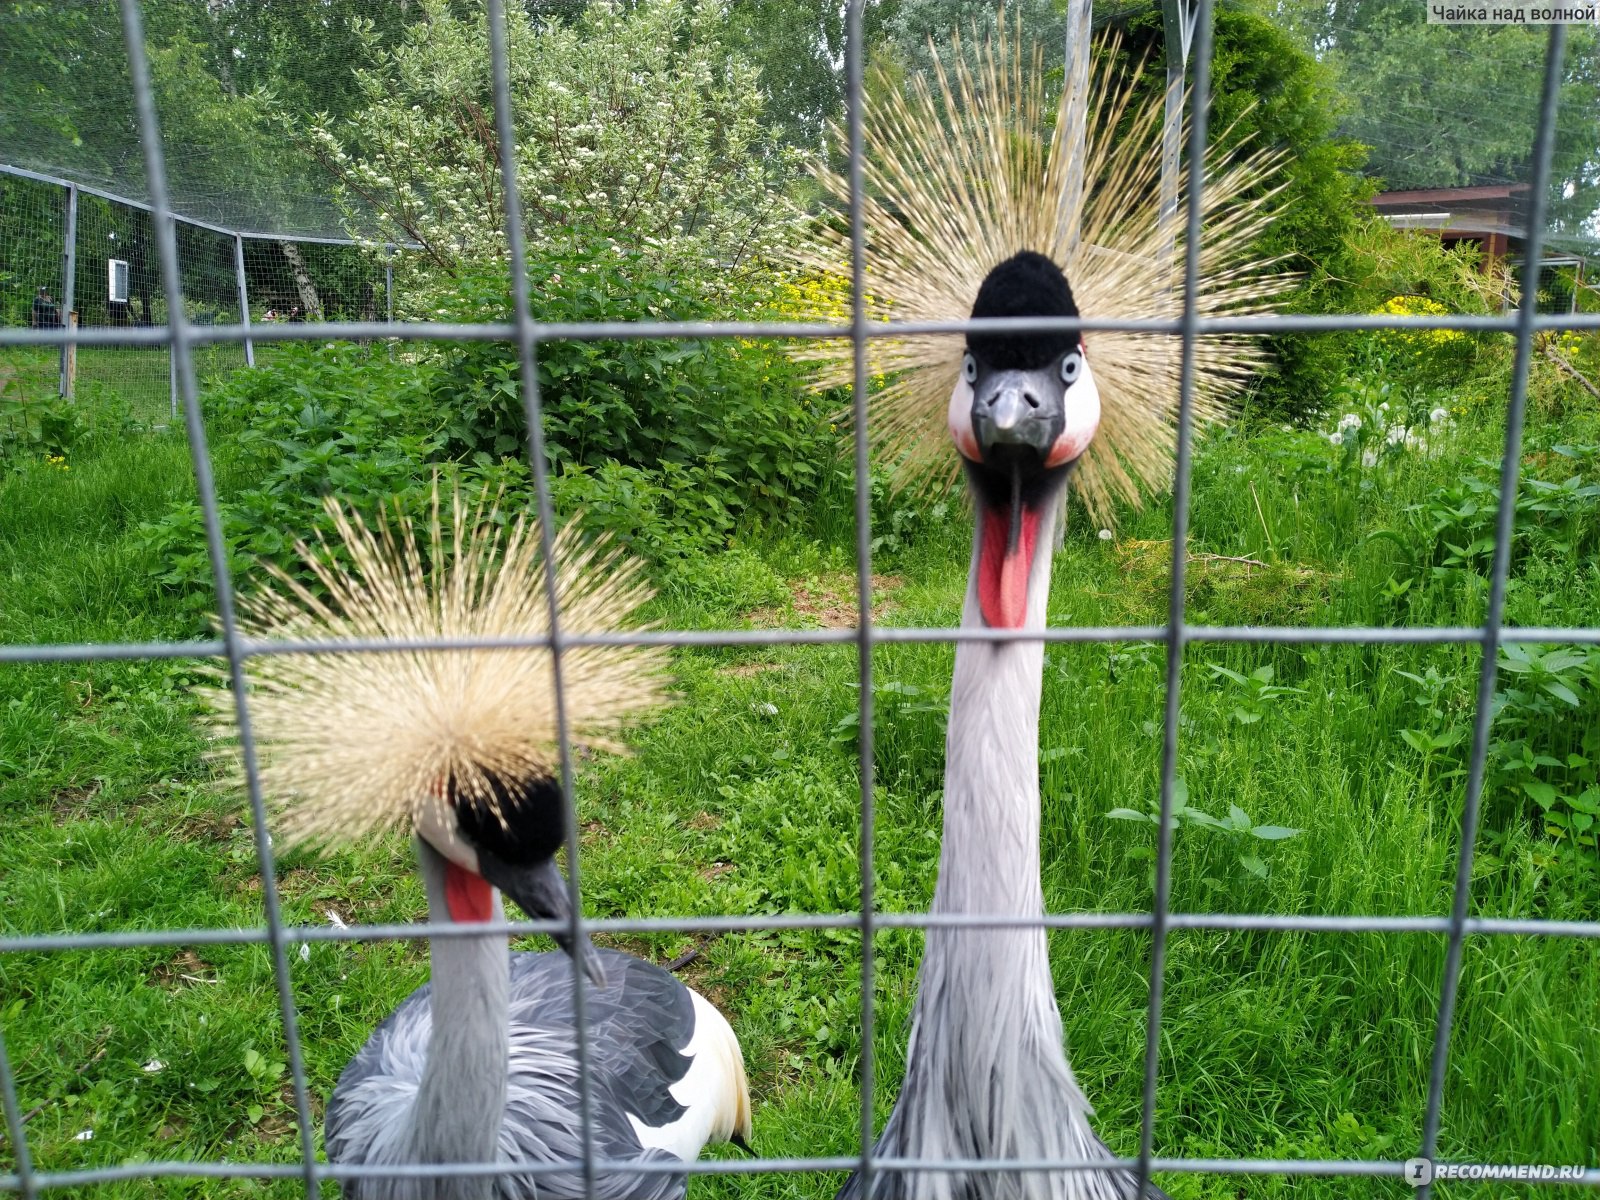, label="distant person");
[30,286,59,329]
